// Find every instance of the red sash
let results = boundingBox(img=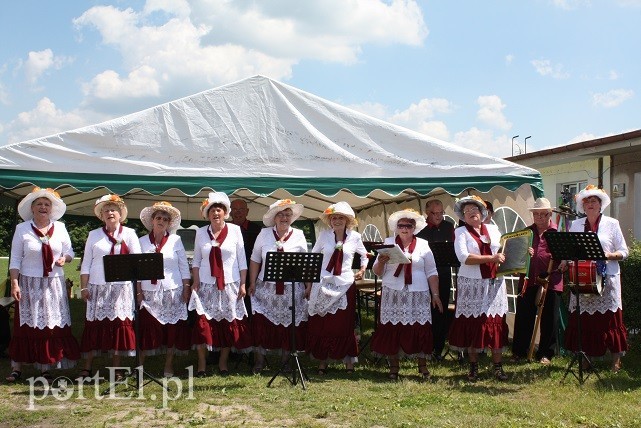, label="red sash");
[208,224,228,290]
[149,232,169,285]
[31,223,55,277]
[584,214,602,233]
[273,229,294,294]
[325,230,347,275]
[103,225,129,255]
[465,224,496,279]
[393,235,416,284]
